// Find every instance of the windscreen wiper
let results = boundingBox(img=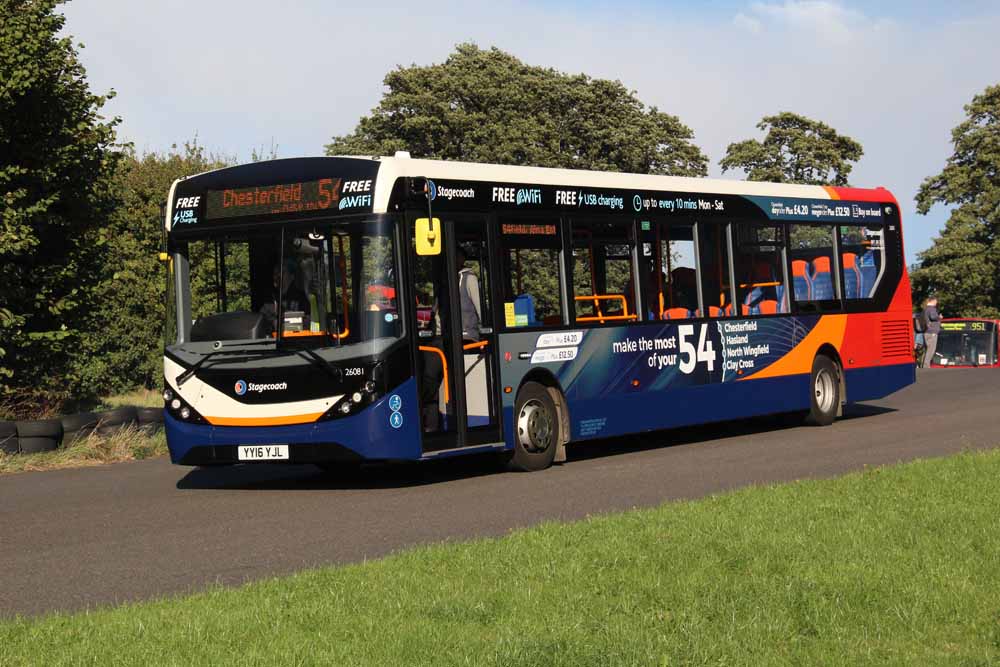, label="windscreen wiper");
[175,346,281,387]
[174,343,343,387]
